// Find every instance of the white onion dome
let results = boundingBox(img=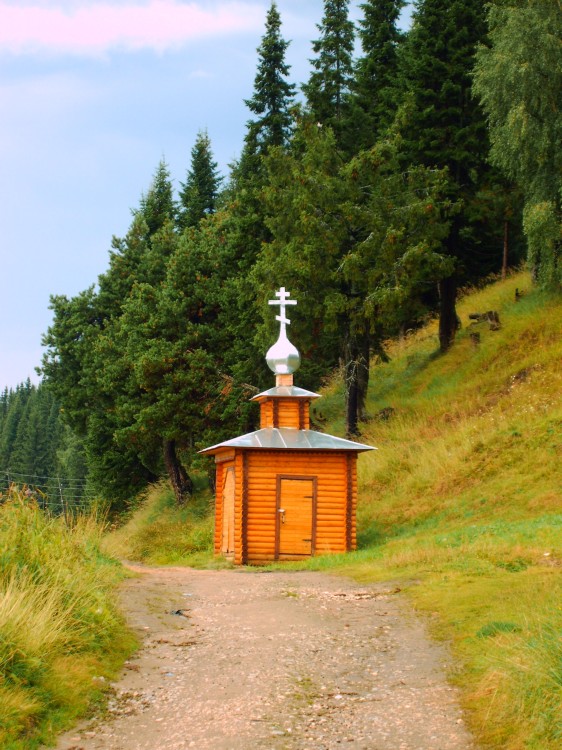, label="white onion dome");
[266,330,301,374]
